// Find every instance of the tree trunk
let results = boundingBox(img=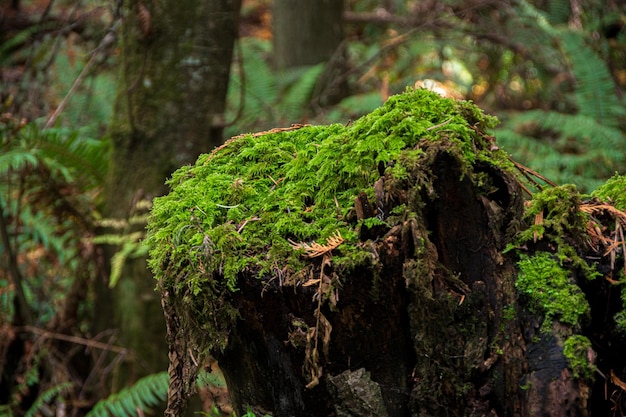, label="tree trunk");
[97,0,240,385]
[272,0,347,106]
[148,88,626,416]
